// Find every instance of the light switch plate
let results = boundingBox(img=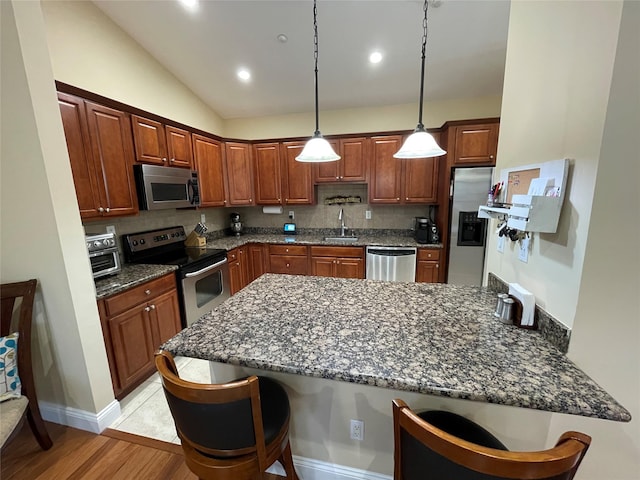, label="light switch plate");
[106,225,116,235]
[365,210,372,220]
[497,235,505,253]
[518,236,530,263]
[200,214,206,224]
